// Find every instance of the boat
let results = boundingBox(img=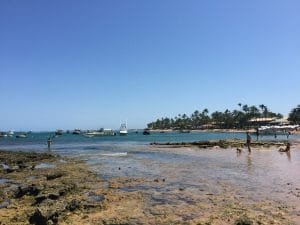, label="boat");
[16,133,27,138]
[85,128,116,136]
[143,128,150,135]
[119,123,128,136]
[8,131,14,136]
[55,129,63,135]
[0,132,7,137]
[72,129,81,135]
